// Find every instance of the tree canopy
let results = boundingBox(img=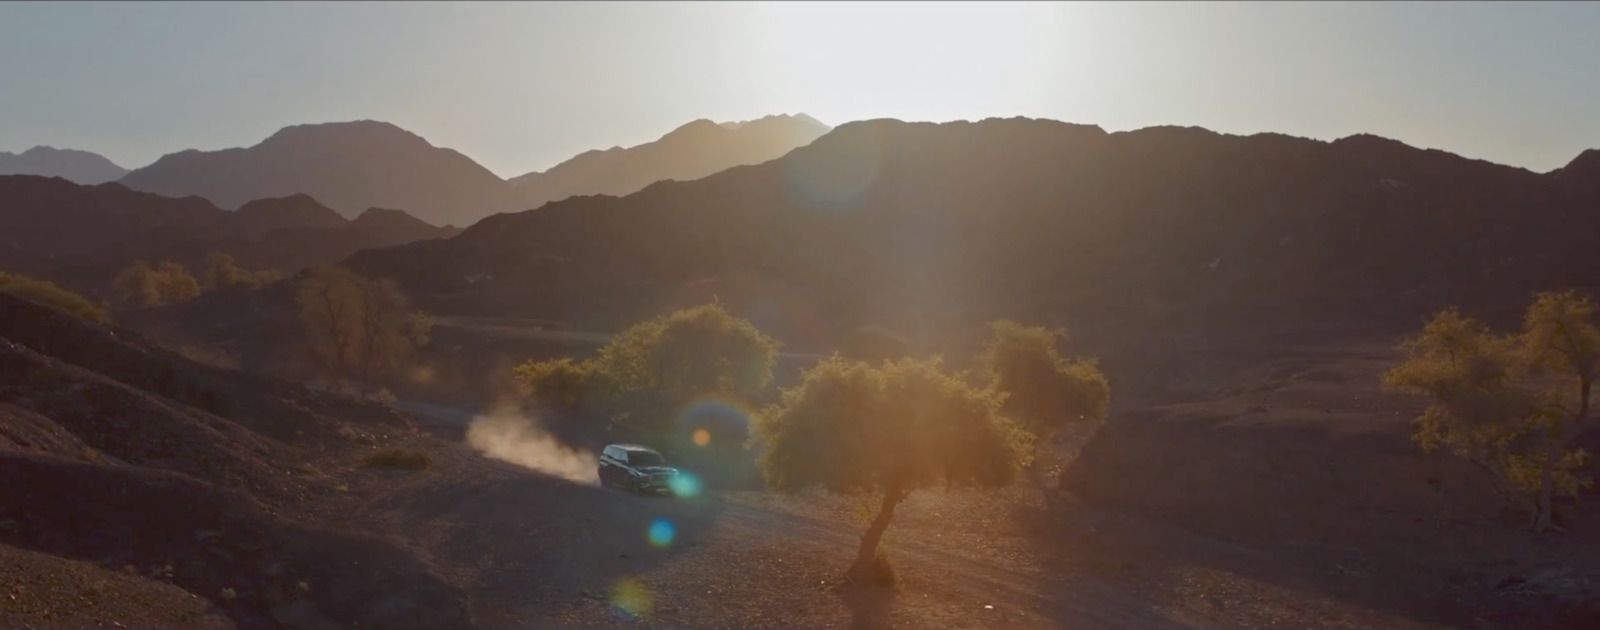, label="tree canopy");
[751,355,1030,580]
[203,252,283,291]
[1384,295,1597,530]
[112,260,200,308]
[981,320,1110,469]
[514,302,780,444]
